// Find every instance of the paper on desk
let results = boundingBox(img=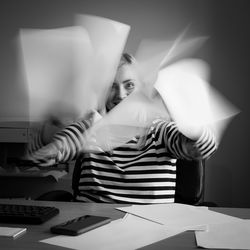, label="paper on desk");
[40,214,185,250]
[117,203,241,230]
[196,220,250,249]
